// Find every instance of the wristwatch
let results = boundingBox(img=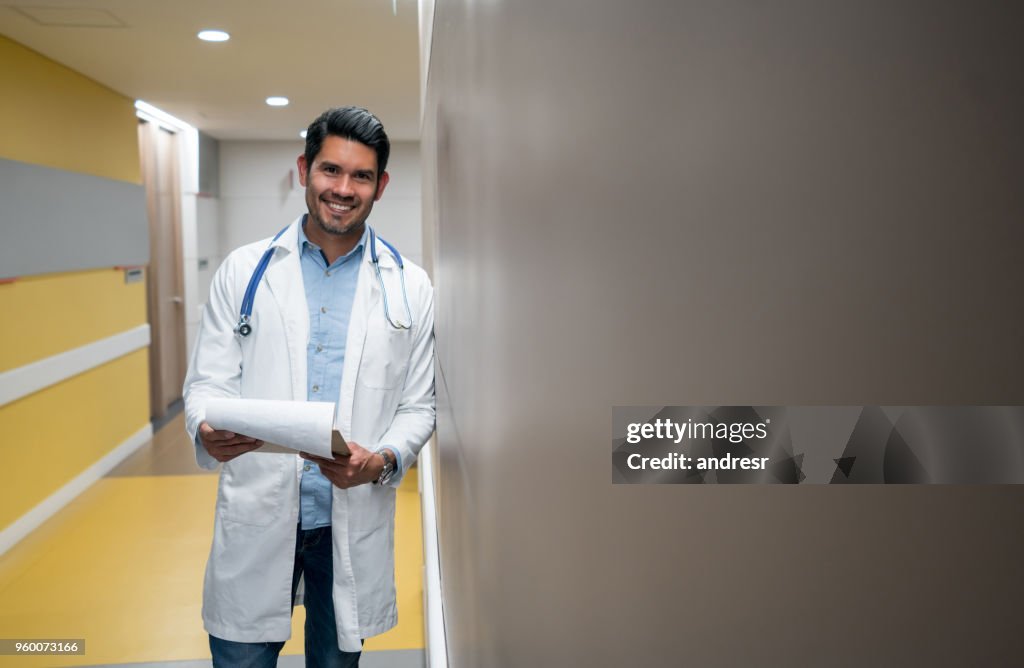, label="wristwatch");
[374,448,396,486]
